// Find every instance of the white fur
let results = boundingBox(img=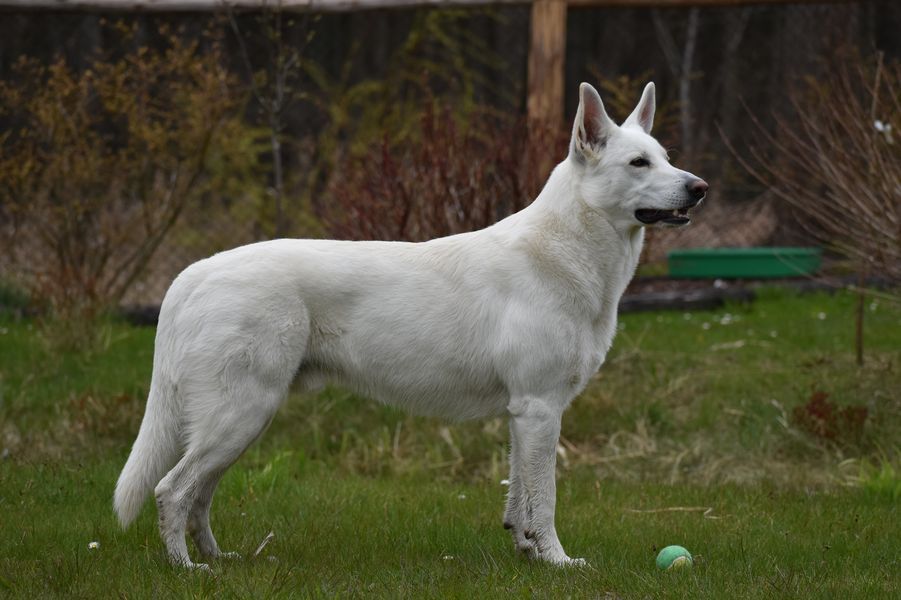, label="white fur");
[114,82,706,569]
